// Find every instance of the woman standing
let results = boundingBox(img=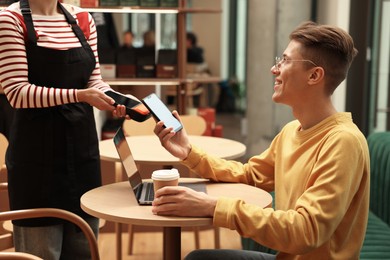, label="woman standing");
[0,0,126,258]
